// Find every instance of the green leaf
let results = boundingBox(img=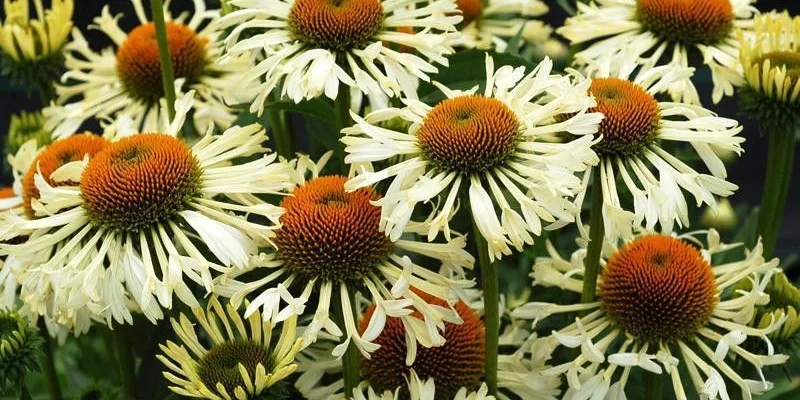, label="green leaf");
[418,49,535,104]
[263,99,336,127]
